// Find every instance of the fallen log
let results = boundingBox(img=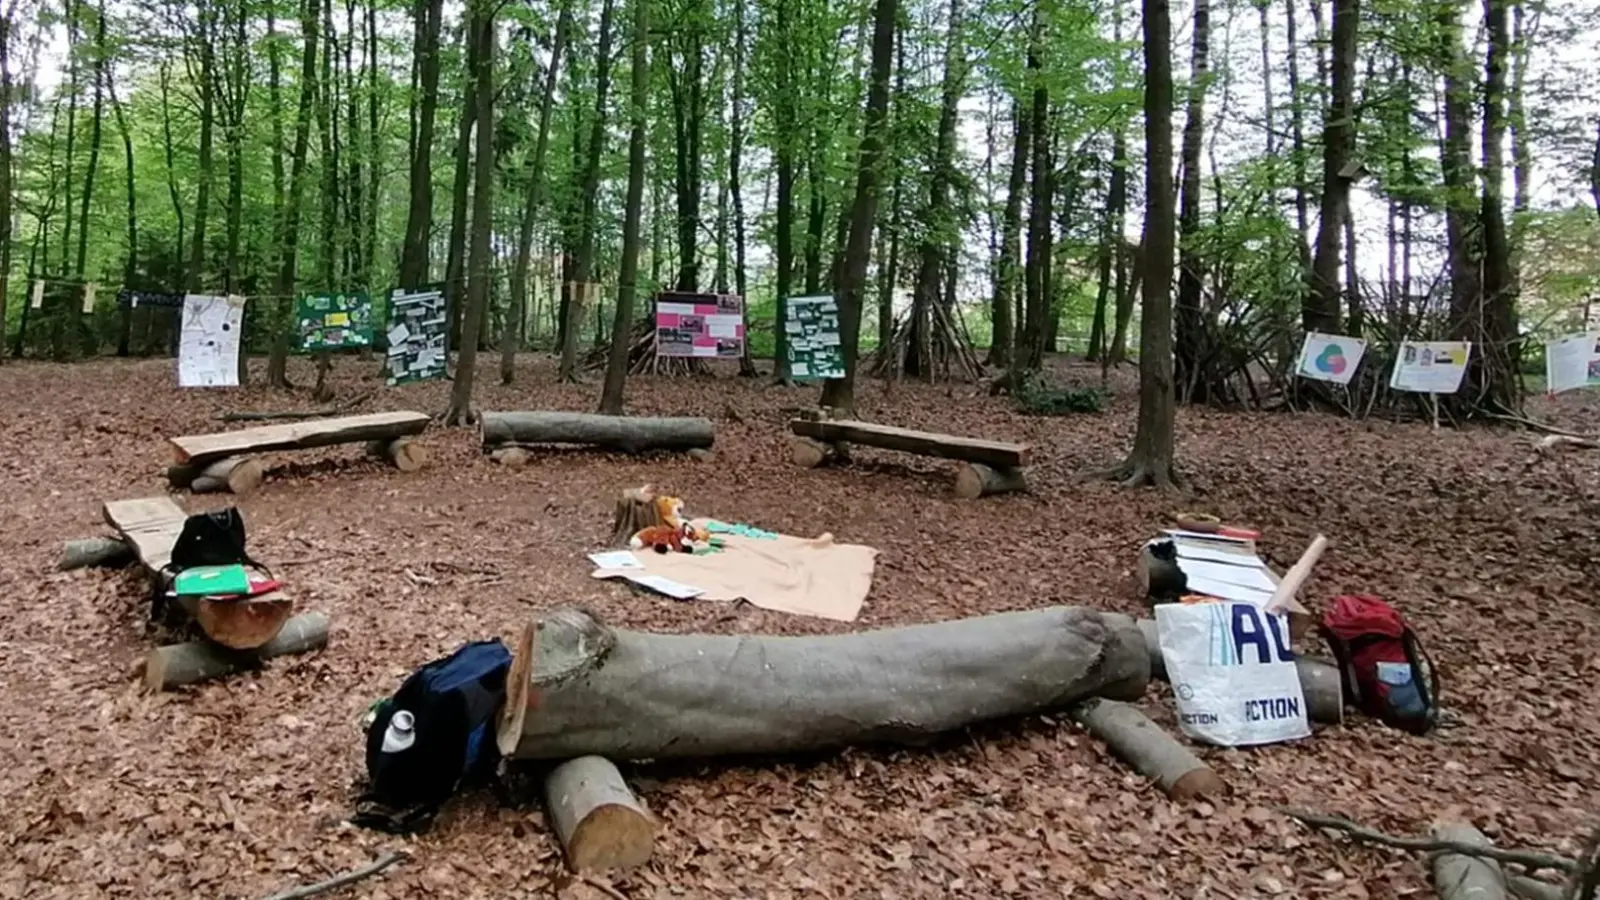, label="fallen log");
[167,456,267,495]
[544,756,656,873]
[216,391,371,423]
[499,605,1149,761]
[952,463,1028,499]
[1432,822,1508,900]
[143,612,330,691]
[365,437,428,472]
[480,411,714,454]
[1136,618,1343,725]
[59,536,134,571]
[1069,698,1225,800]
